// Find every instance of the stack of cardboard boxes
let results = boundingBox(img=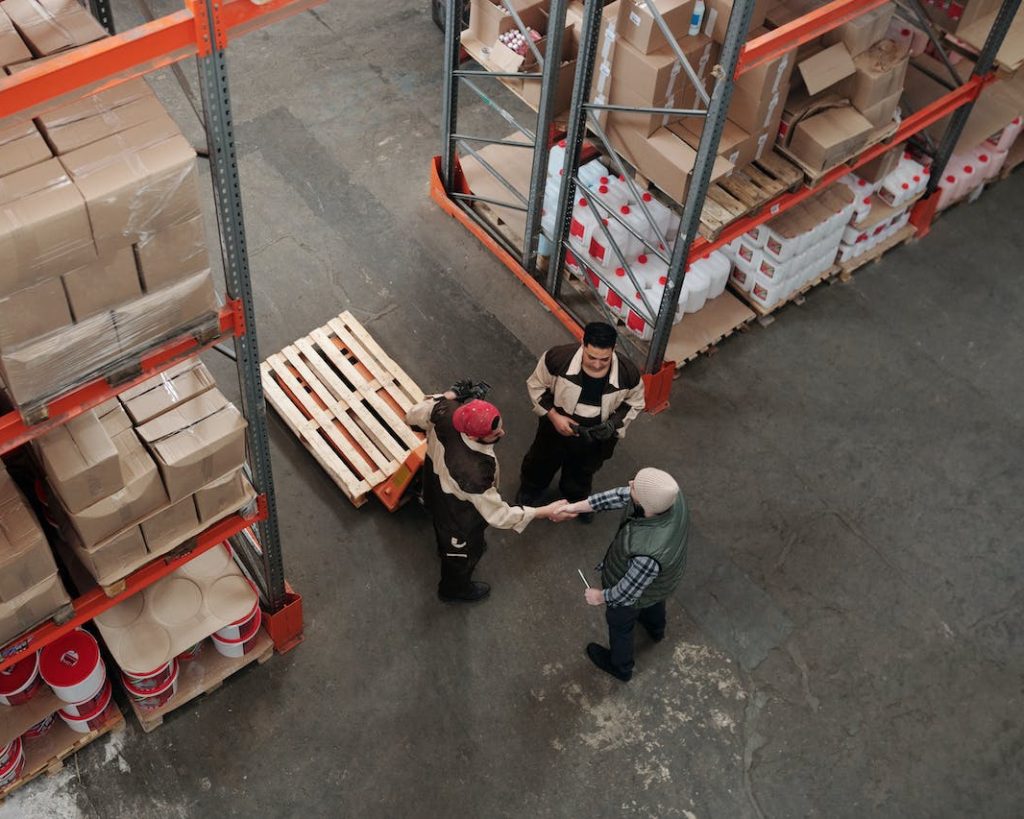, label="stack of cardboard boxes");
[0,16,218,411]
[34,361,254,586]
[0,463,69,645]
